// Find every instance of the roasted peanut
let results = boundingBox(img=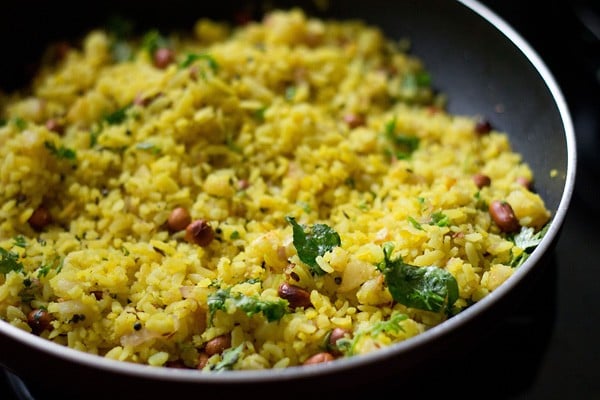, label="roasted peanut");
[516,176,531,189]
[27,308,52,335]
[153,48,175,69]
[474,119,492,134]
[204,334,231,356]
[328,327,350,355]
[185,219,215,246]
[278,282,312,309]
[489,200,521,233]
[197,352,210,370]
[303,352,335,365]
[28,205,51,231]
[167,207,191,232]
[343,113,365,129]
[472,173,491,189]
